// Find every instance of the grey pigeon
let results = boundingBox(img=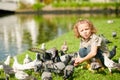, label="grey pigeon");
[53,62,66,74]
[42,60,54,72]
[2,64,15,80]
[63,60,74,80]
[15,71,29,80]
[34,53,43,72]
[41,64,52,80]
[99,34,112,44]
[41,71,52,80]
[53,54,71,74]
[112,31,117,38]
[90,58,102,71]
[60,54,71,63]
[103,54,120,74]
